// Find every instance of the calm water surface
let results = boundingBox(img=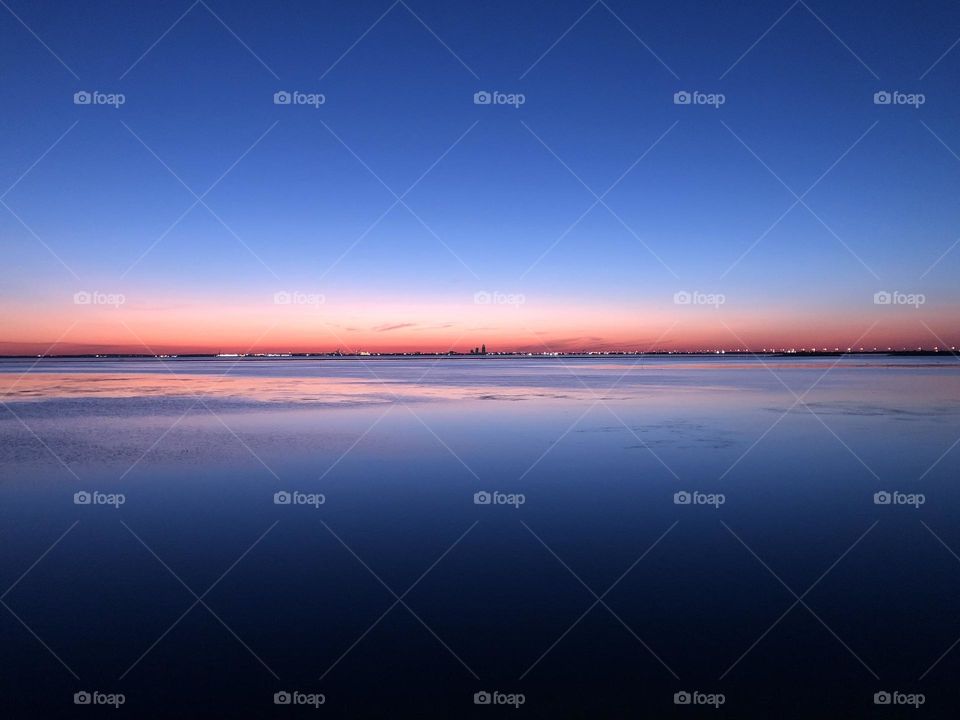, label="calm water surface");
[1,357,958,717]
